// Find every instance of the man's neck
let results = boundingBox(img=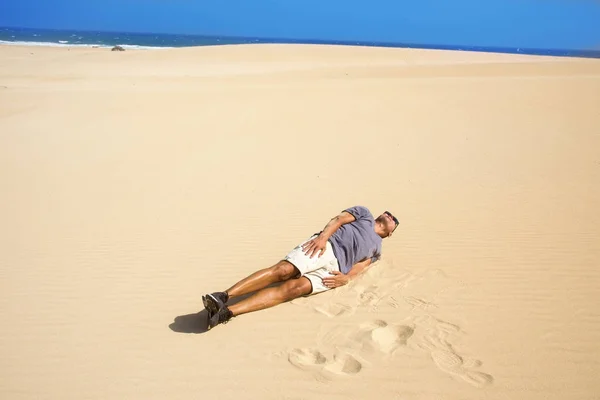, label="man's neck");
[374,222,386,238]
